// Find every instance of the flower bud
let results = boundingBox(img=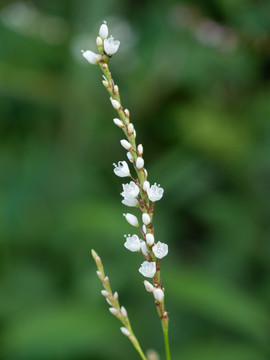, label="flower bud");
[96,36,103,47]
[101,290,110,297]
[120,327,130,337]
[146,233,154,246]
[82,50,101,65]
[114,291,118,300]
[136,157,144,169]
[99,21,108,39]
[137,144,143,155]
[109,307,118,315]
[113,118,123,127]
[153,288,164,302]
[121,306,127,317]
[124,109,130,118]
[96,271,103,280]
[102,79,109,88]
[110,97,121,110]
[106,298,112,305]
[120,139,131,150]
[144,280,154,292]
[133,129,136,138]
[143,181,150,191]
[128,123,134,133]
[142,213,151,226]
[114,85,119,94]
[123,213,139,227]
[126,152,133,162]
